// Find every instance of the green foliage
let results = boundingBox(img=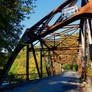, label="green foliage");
[0,0,32,52]
[0,0,36,52]
[87,64,91,74]
[0,0,36,68]
[0,53,9,67]
[62,64,78,71]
